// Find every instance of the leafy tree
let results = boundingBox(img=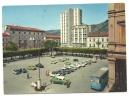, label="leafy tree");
[43,39,57,56]
[6,40,18,51]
